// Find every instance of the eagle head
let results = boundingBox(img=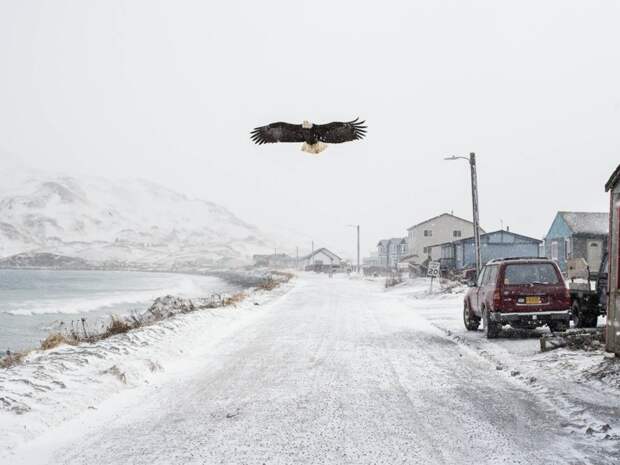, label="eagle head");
[302,120,313,129]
